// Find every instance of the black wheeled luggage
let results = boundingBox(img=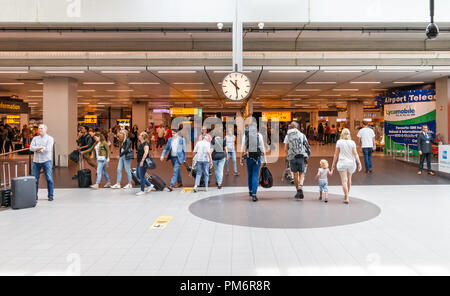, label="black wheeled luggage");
[11,161,37,210]
[1,162,11,208]
[77,157,92,188]
[148,175,166,191]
